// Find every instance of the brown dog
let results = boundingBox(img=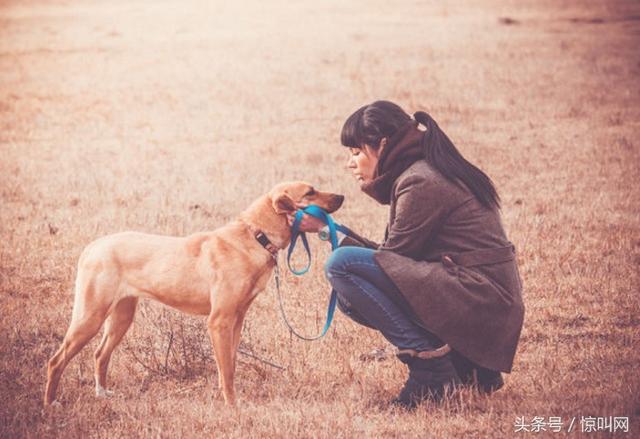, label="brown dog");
[44,181,344,406]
